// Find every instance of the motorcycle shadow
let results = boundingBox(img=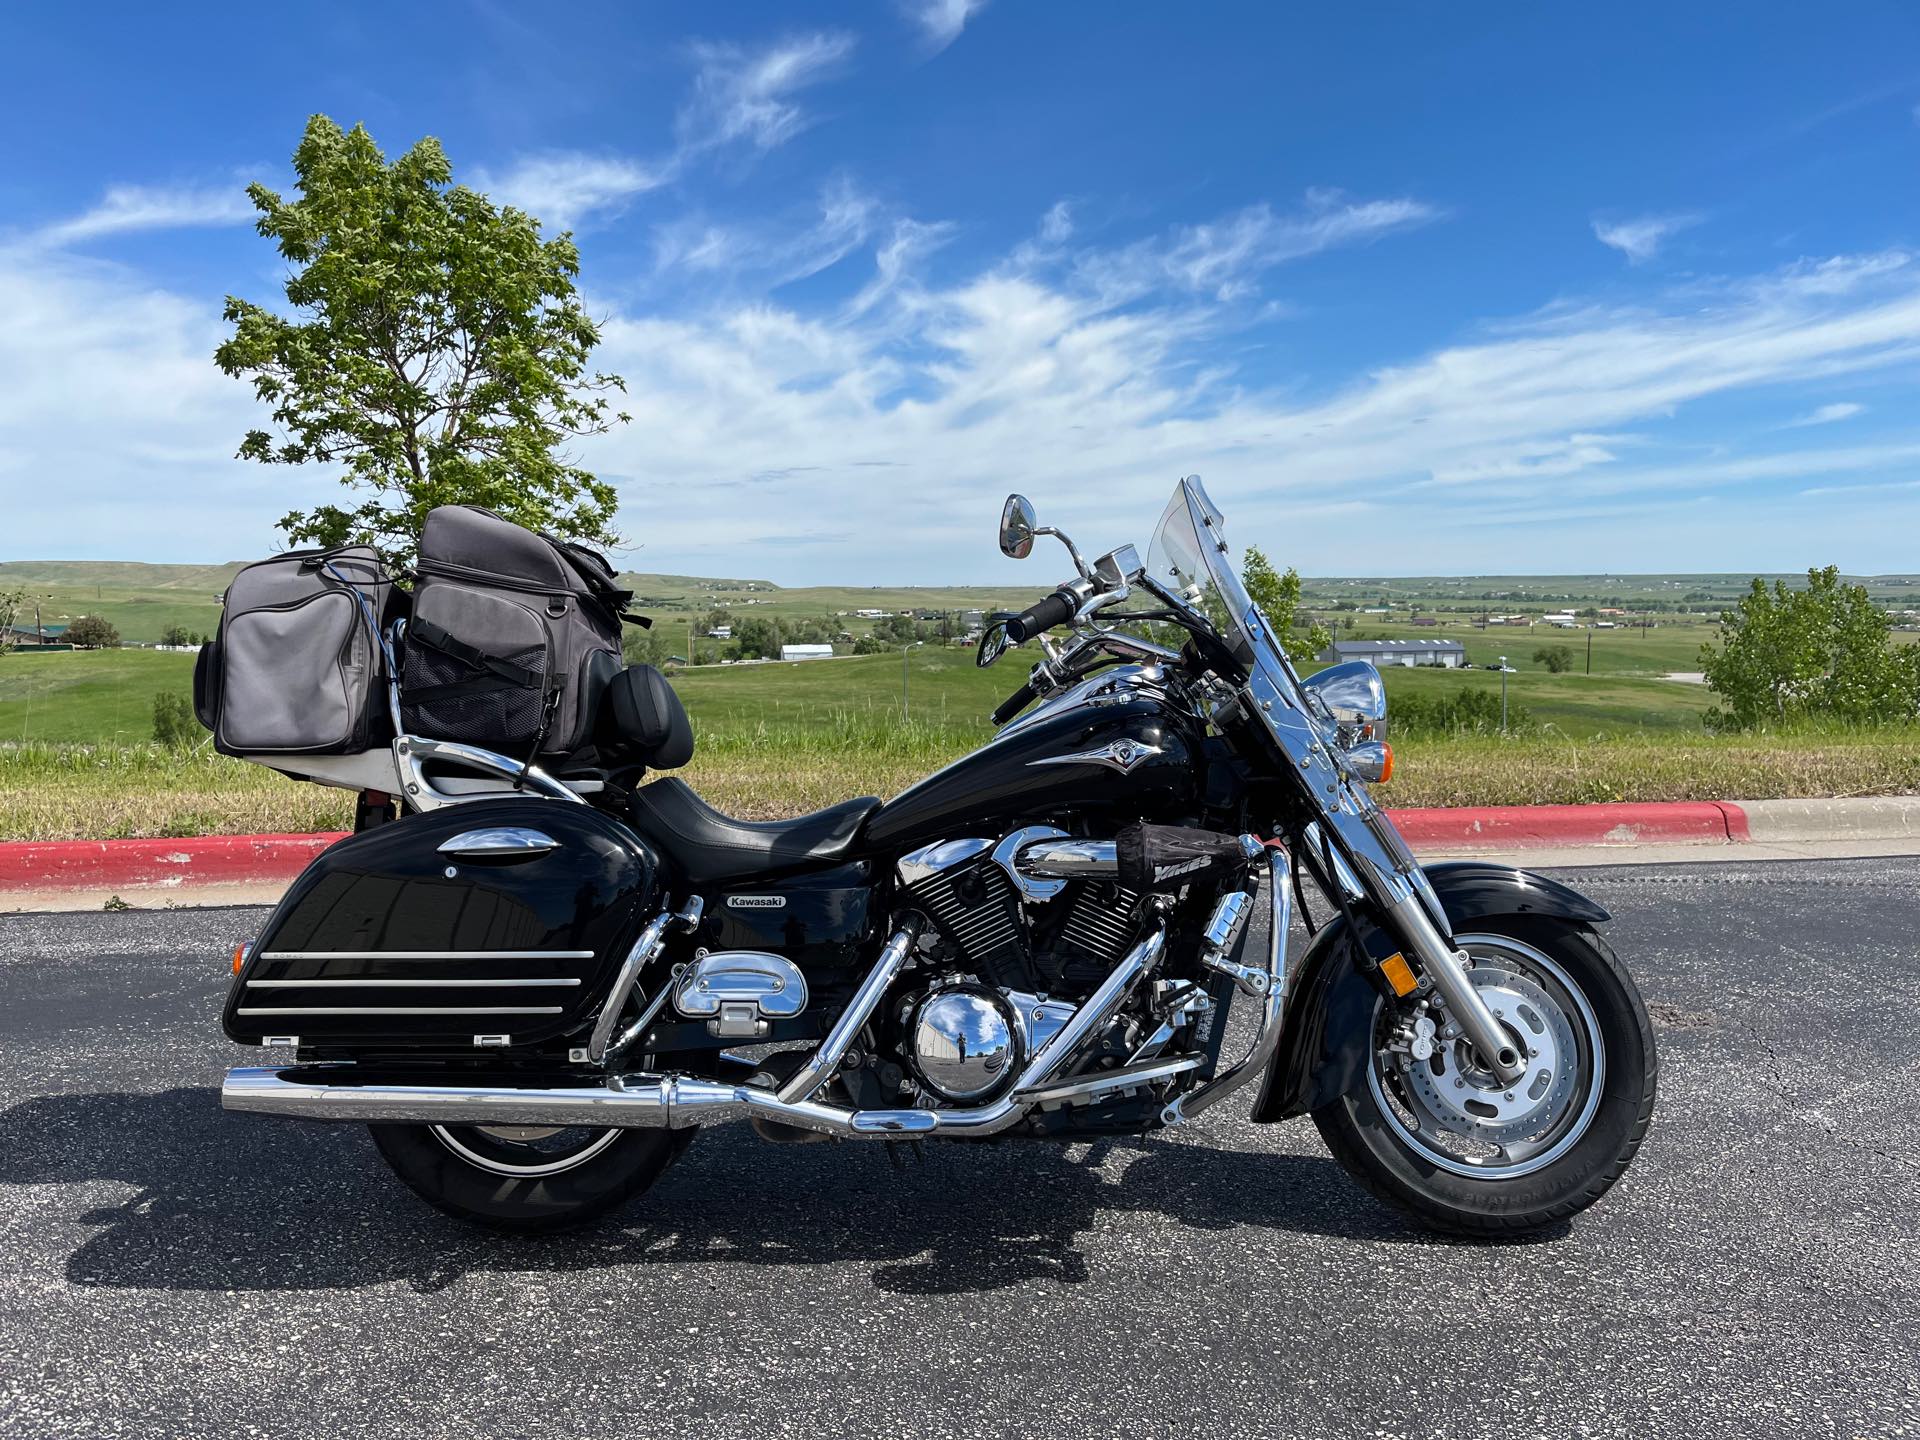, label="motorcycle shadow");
[0,1087,1504,1298]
